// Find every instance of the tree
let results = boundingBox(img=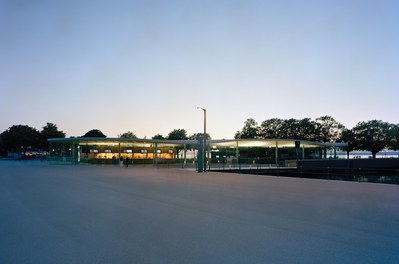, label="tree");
[186,133,211,151]
[1,125,41,154]
[278,118,300,139]
[82,129,106,138]
[352,120,391,158]
[166,129,188,158]
[315,116,345,142]
[189,133,211,140]
[256,116,346,142]
[0,135,5,156]
[118,131,137,138]
[167,129,188,140]
[235,118,259,139]
[152,134,165,140]
[387,124,399,151]
[259,118,283,139]
[40,123,65,149]
[296,118,319,141]
[341,128,355,159]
